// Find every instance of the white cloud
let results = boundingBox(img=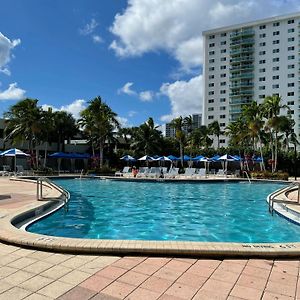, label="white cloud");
[139,90,153,102]
[110,0,300,71]
[128,110,137,117]
[118,82,137,96]
[116,116,130,128]
[92,35,103,44]
[0,82,26,100]
[0,32,21,75]
[160,75,203,122]
[42,99,86,119]
[79,18,98,36]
